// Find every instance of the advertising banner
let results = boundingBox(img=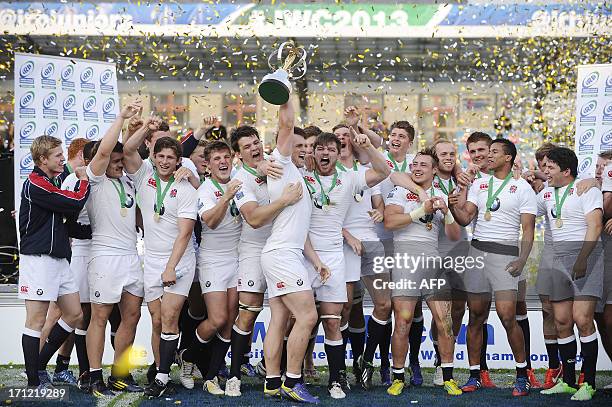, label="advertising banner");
[13,52,119,215]
[575,64,612,176]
